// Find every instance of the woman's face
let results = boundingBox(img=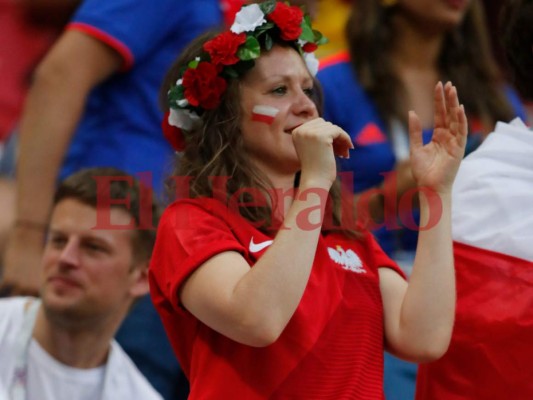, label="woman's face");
[239,45,318,177]
[397,0,472,32]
